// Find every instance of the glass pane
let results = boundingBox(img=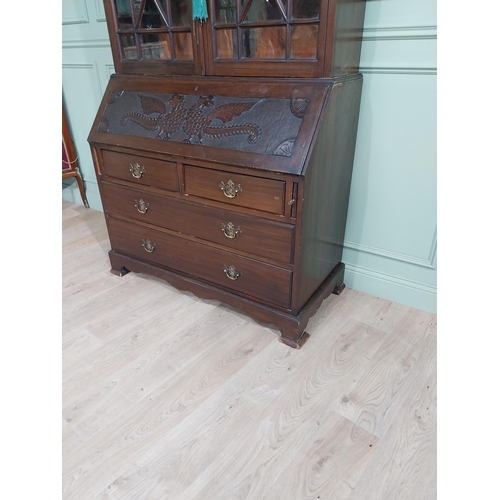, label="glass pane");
[174,32,194,59]
[140,33,172,59]
[215,29,237,58]
[140,0,166,29]
[120,34,138,59]
[169,0,190,27]
[133,0,142,17]
[244,0,284,22]
[242,27,286,59]
[114,0,133,29]
[215,0,237,24]
[292,0,320,19]
[290,24,318,59]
